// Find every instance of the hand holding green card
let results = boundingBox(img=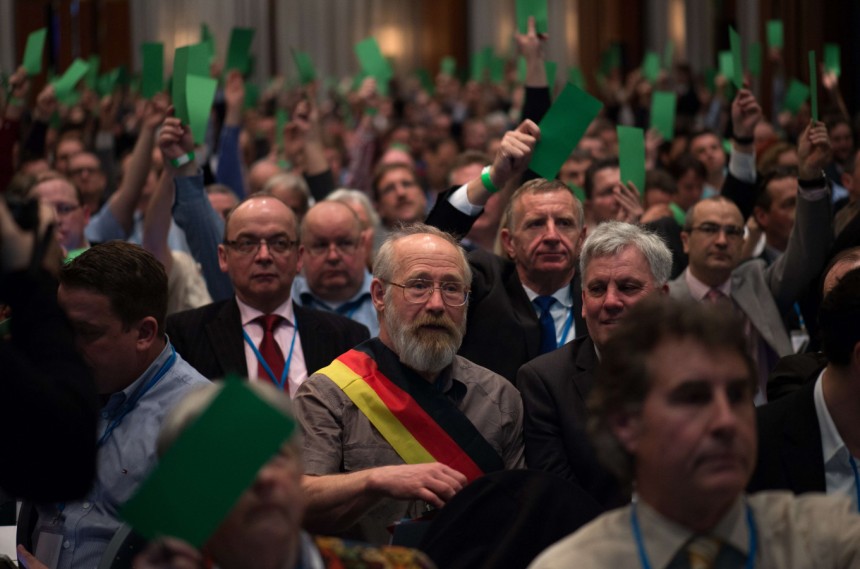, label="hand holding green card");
[783,79,810,115]
[53,59,90,100]
[767,20,784,49]
[22,28,47,76]
[225,27,255,75]
[355,37,393,95]
[650,91,677,141]
[516,0,548,35]
[728,26,743,89]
